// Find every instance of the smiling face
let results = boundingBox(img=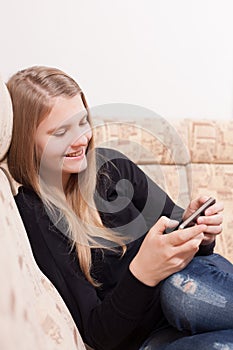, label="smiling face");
[35,93,92,188]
